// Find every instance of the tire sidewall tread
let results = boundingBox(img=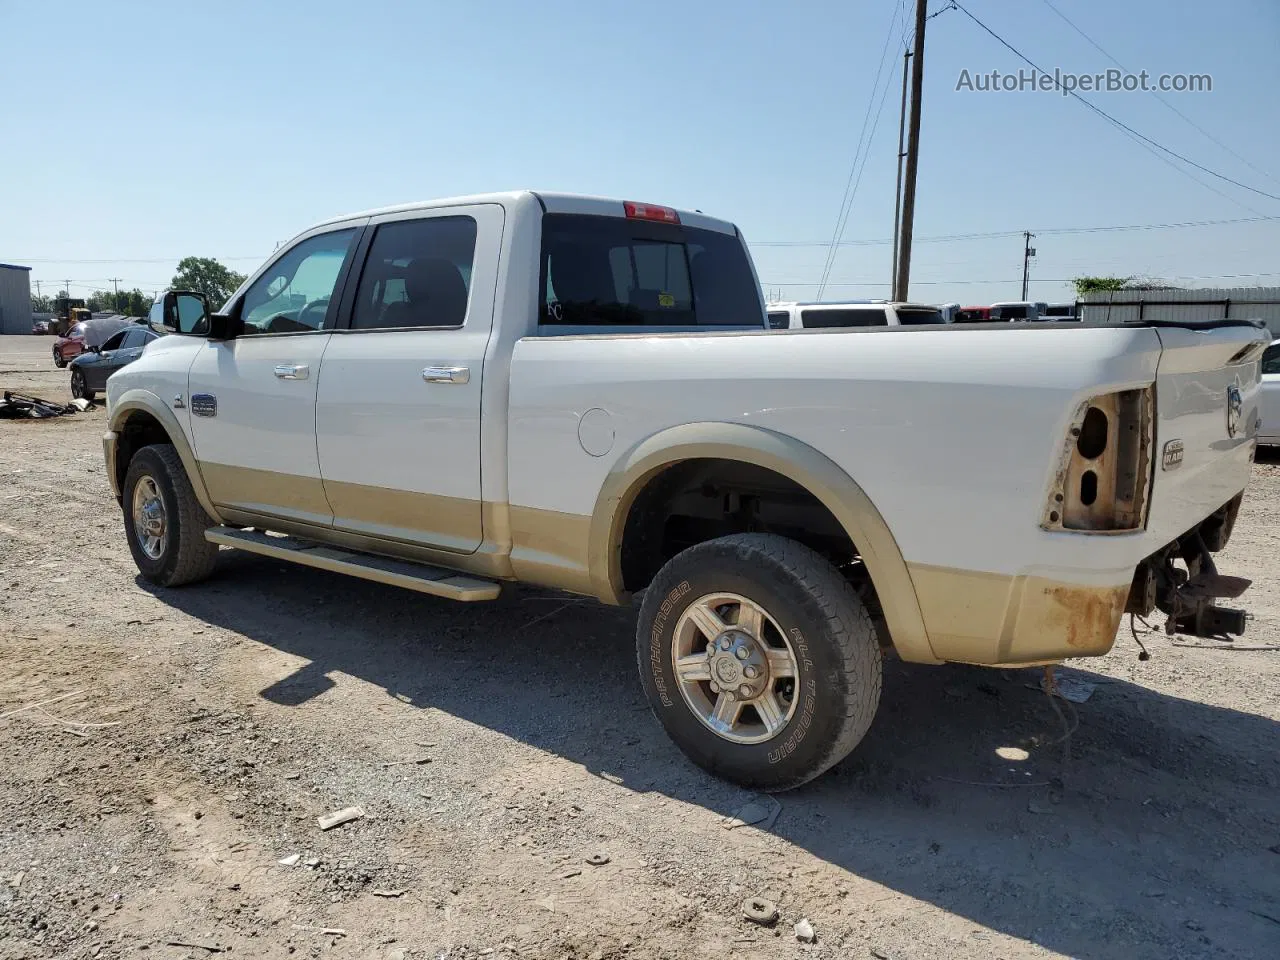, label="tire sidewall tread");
[123,444,218,587]
[636,533,882,791]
